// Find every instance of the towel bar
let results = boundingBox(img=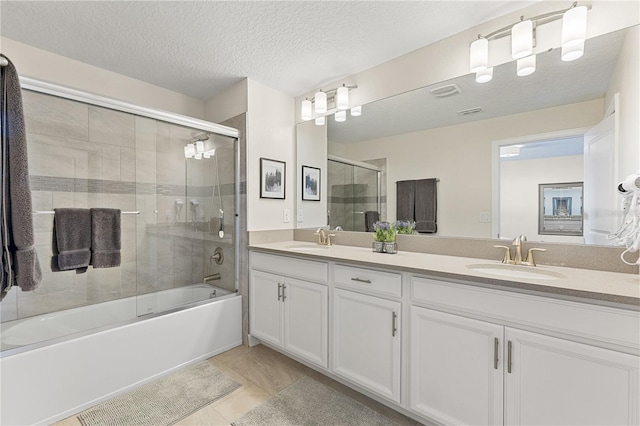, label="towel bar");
[33,211,140,215]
